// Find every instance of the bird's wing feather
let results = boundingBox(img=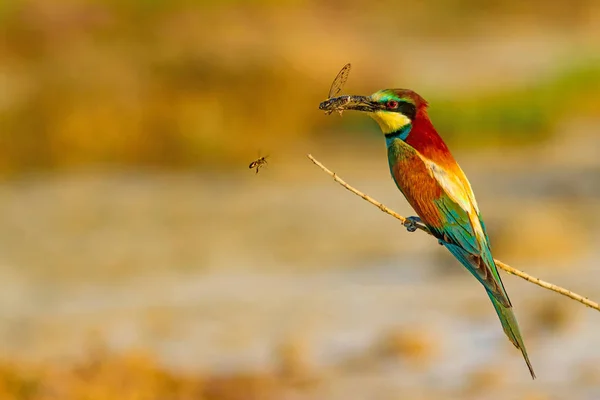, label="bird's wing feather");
[421,156,511,307]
